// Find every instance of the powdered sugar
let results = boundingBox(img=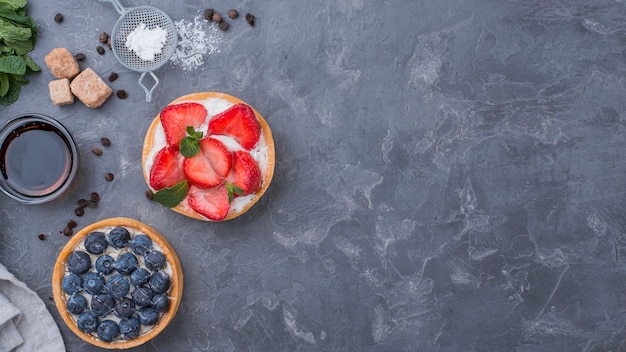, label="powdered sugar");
[170,14,223,72]
[125,23,167,61]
